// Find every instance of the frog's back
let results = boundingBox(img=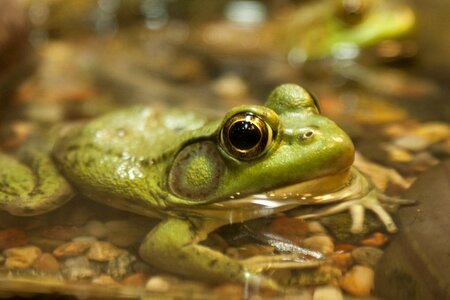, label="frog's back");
[52,106,210,214]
